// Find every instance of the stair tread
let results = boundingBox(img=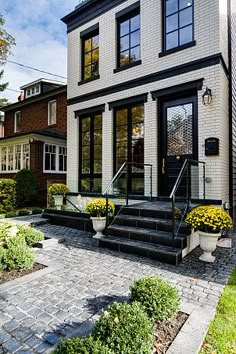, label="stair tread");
[100,235,182,255]
[109,224,187,239]
[115,214,187,227]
